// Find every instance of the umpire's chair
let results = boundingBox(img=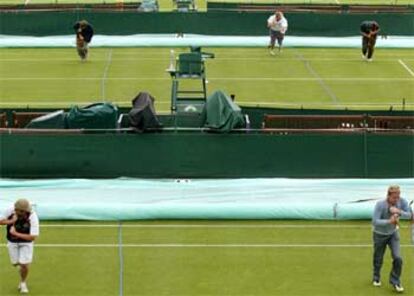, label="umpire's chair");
[167,47,214,114]
[173,0,197,12]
